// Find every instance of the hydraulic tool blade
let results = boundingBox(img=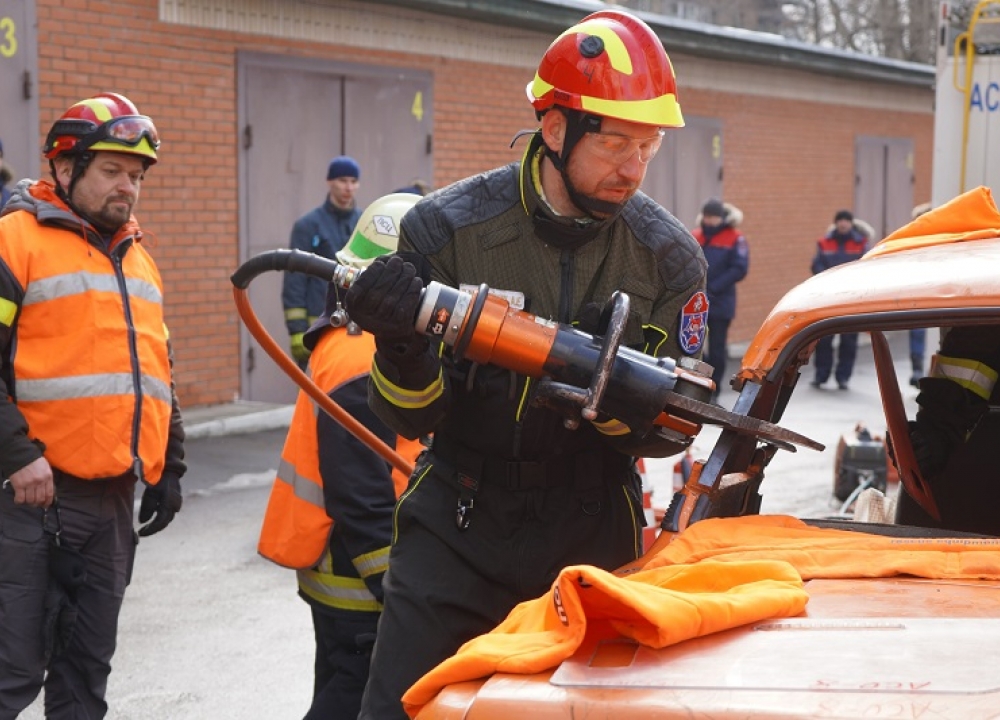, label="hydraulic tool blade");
[661,391,825,452]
